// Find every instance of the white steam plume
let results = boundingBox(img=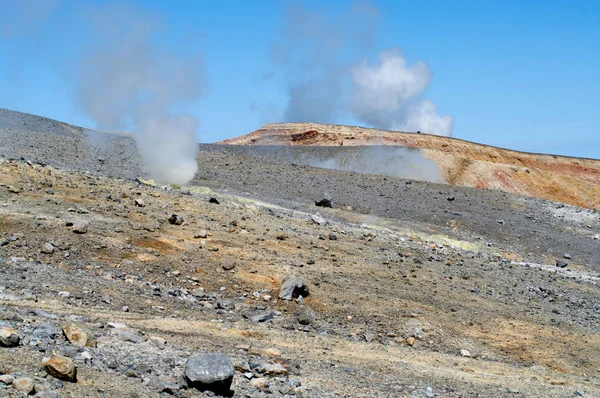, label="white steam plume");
[269,3,453,137]
[350,49,454,136]
[75,3,205,185]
